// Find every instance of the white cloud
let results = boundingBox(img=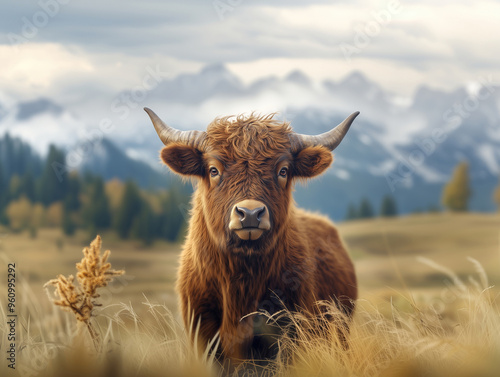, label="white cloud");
[0,42,202,115]
[1,43,92,98]
[1,0,499,102]
[0,109,86,155]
